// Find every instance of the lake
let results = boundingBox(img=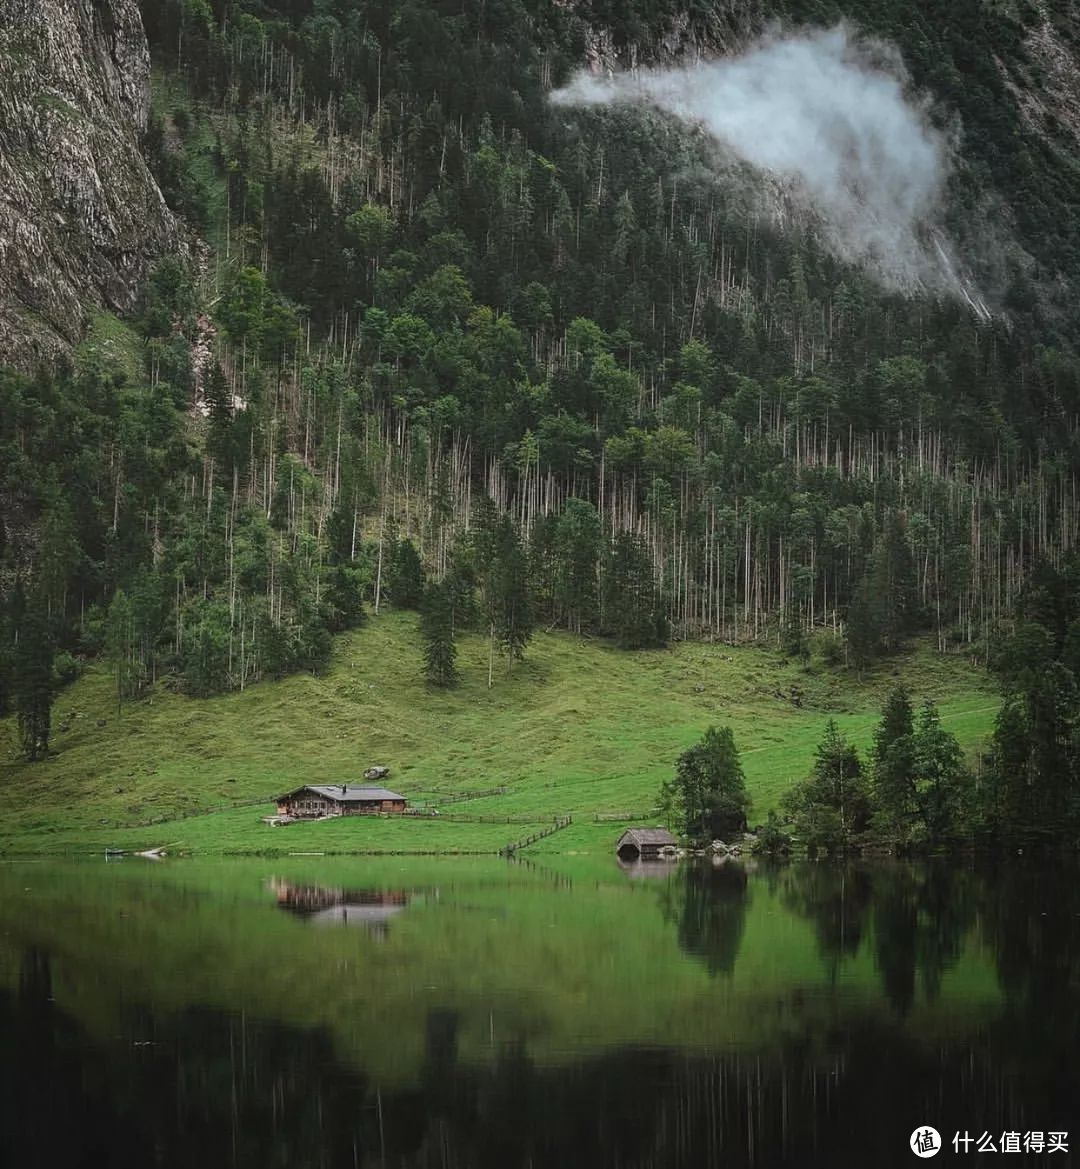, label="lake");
[0,855,1075,1167]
